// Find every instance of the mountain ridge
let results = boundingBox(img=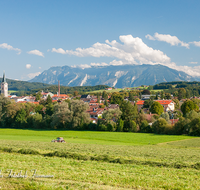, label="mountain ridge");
[29,64,196,88]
